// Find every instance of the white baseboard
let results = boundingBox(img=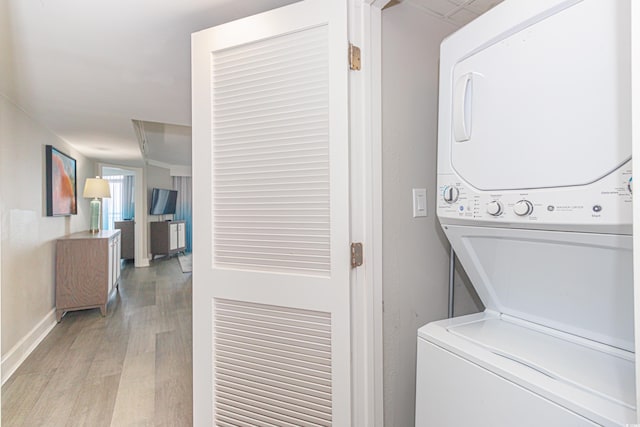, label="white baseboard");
[1,309,57,385]
[135,257,150,268]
